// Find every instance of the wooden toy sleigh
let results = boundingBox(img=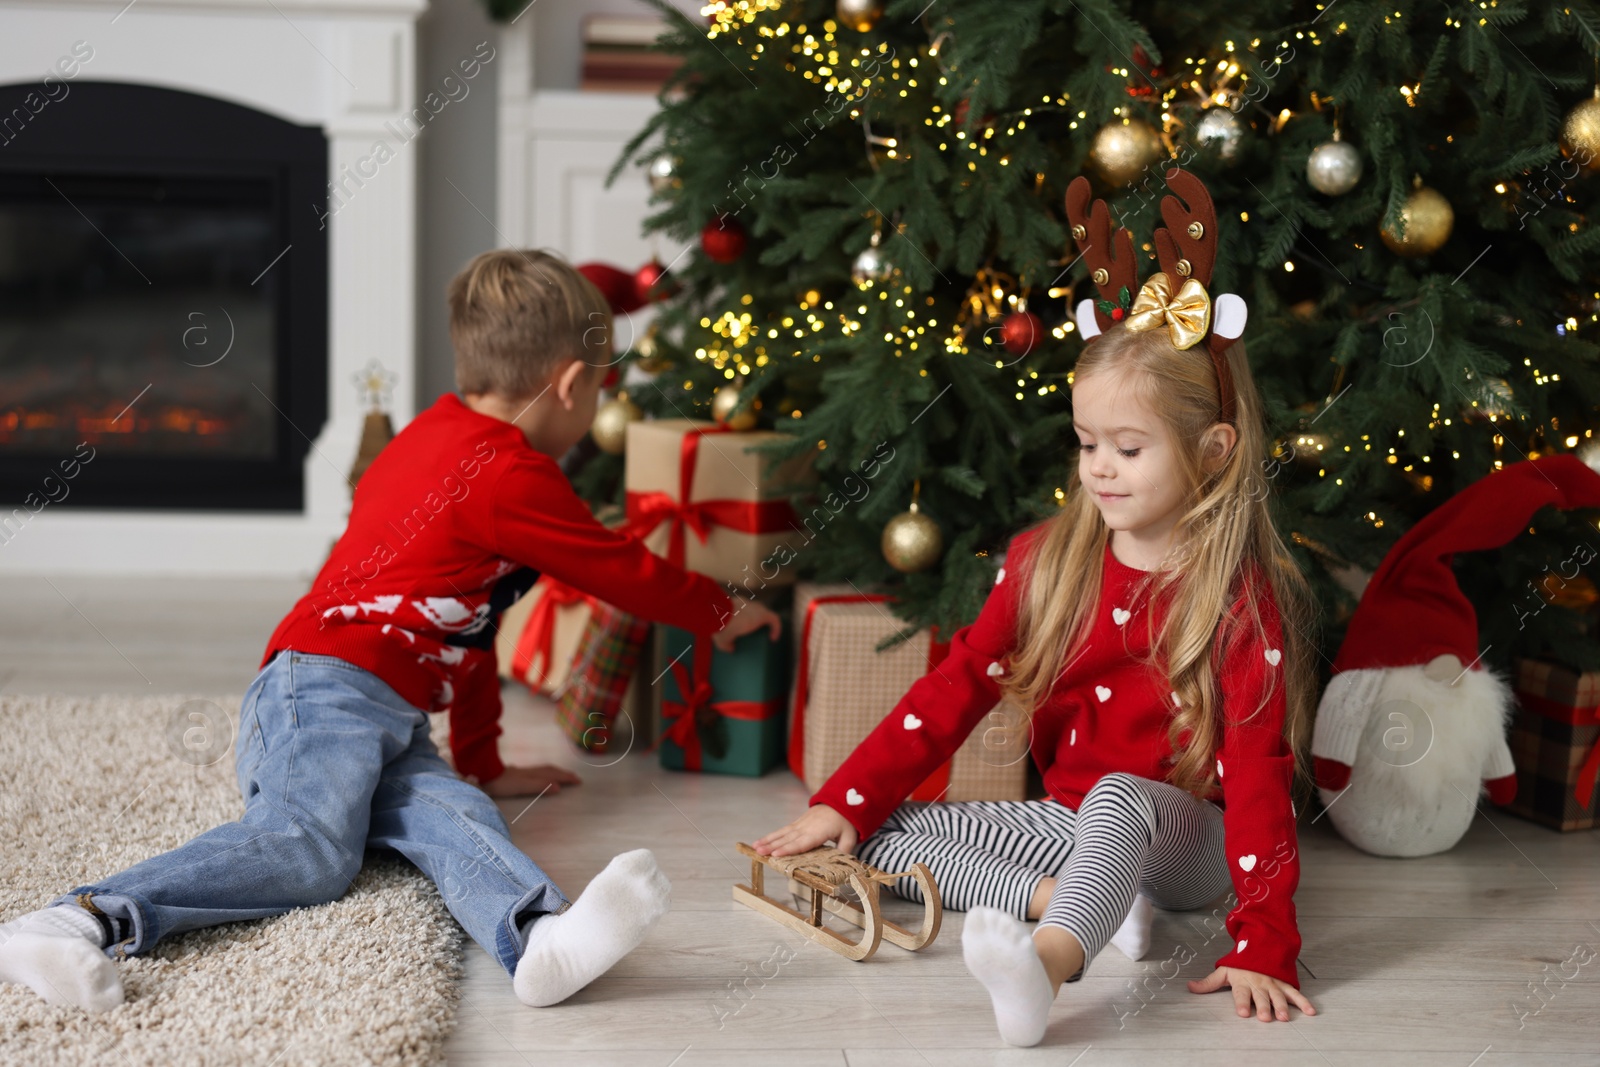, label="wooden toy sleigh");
[731,842,942,961]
